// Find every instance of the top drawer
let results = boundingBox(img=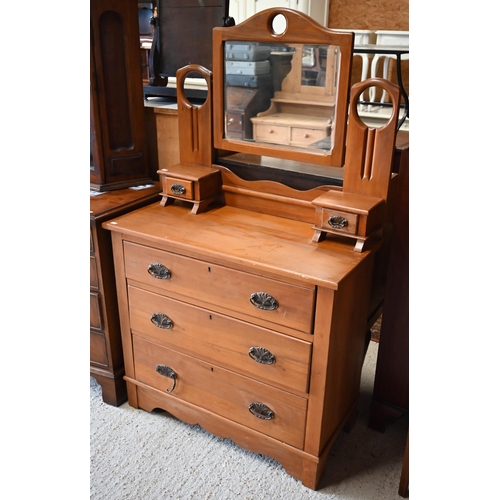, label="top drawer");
[123,242,315,334]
